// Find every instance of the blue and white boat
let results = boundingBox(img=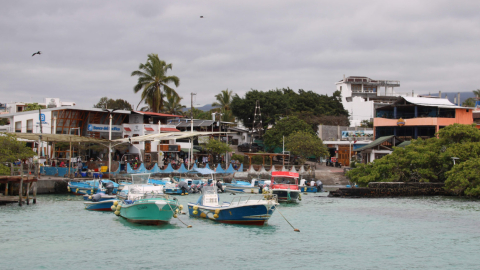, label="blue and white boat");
[224,179,260,194]
[298,179,317,193]
[84,196,119,211]
[188,185,278,225]
[68,179,119,195]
